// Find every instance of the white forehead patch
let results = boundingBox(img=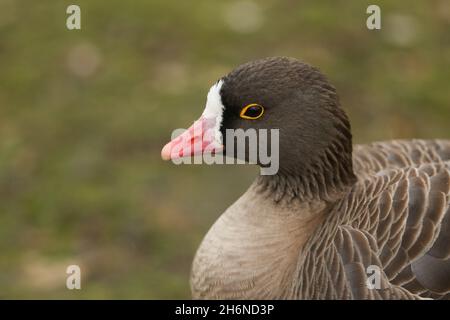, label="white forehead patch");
[203,79,224,119]
[202,79,225,143]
